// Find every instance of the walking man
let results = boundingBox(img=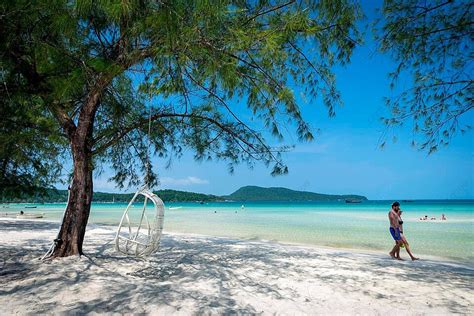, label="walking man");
[388,201,403,259]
